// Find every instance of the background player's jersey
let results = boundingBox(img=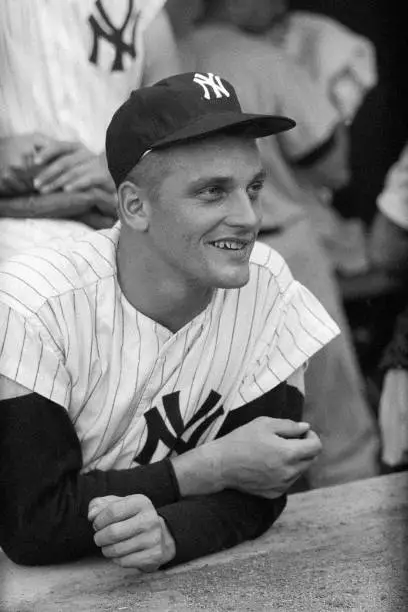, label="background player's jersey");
[0,0,165,152]
[0,224,339,471]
